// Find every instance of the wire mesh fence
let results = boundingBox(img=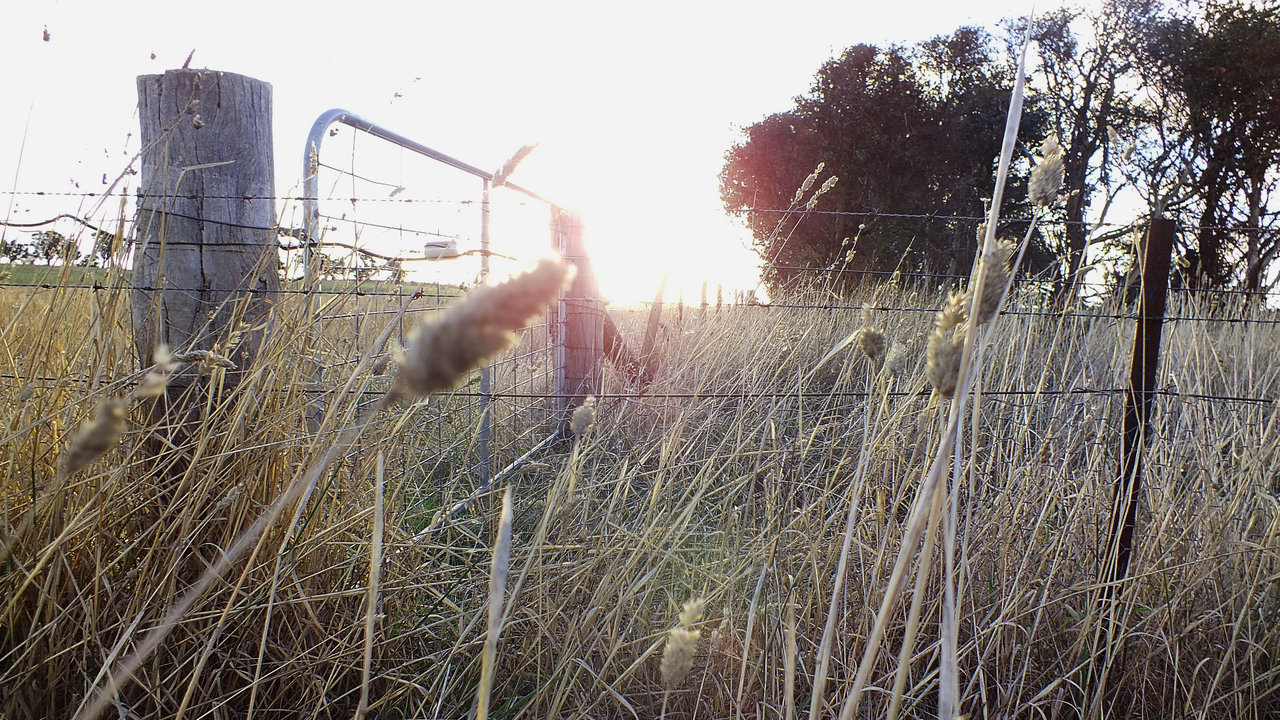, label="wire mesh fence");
[2,111,1278,538]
